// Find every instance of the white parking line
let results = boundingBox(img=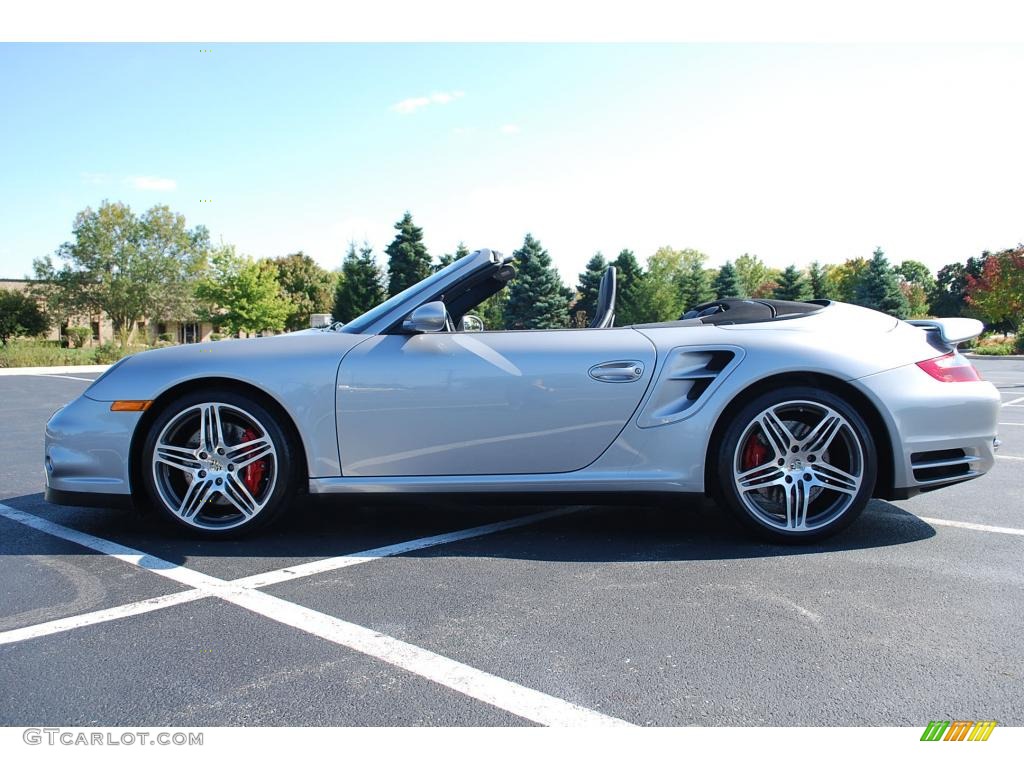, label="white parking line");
[235,507,579,589]
[0,503,623,726]
[996,455,1024,461]
[0,590,207,645]
[918,516,1024,537]
[998,422,1024,426]
[30,373,98,383]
